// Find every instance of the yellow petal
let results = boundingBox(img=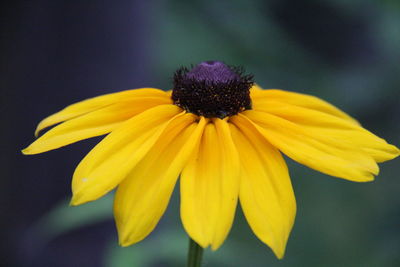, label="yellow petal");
[70,104,182,205]
[22,97,171,154]
[114,115,206,246]
[34,88,171,136]
[250,84,263,91]
[181,119,240,250]
[229,122,296,259]
[255,103,399,163]
[235,111,378,182]
[251,88,359,125]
